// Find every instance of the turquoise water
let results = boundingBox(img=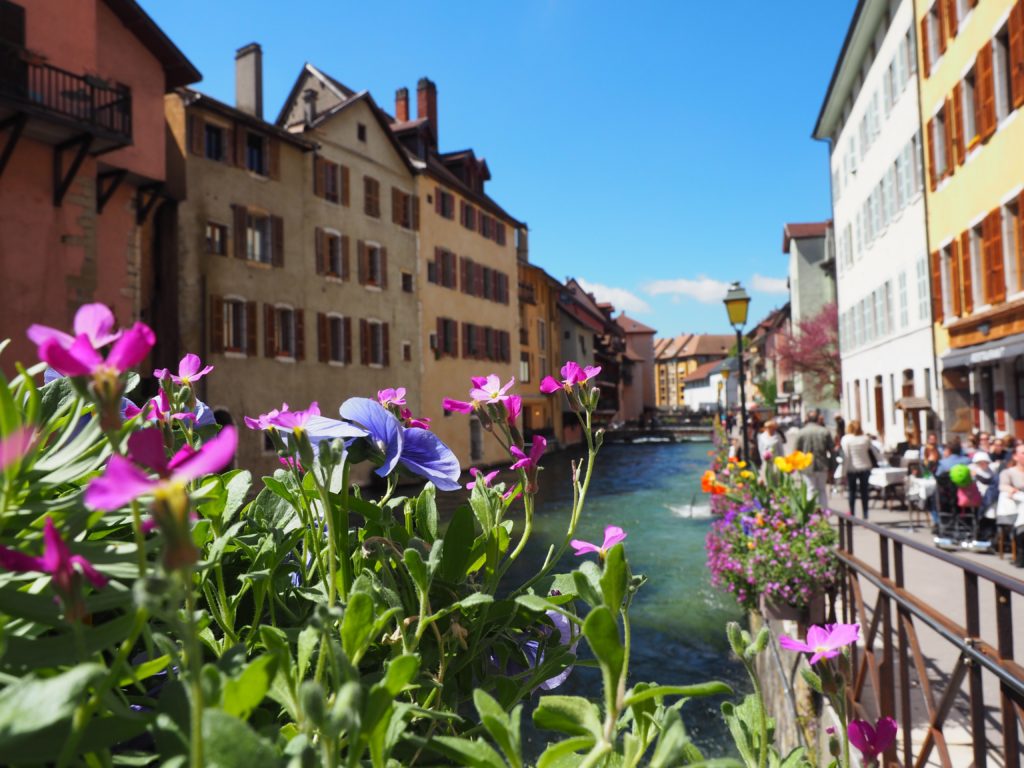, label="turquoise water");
[503,440,750,755]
